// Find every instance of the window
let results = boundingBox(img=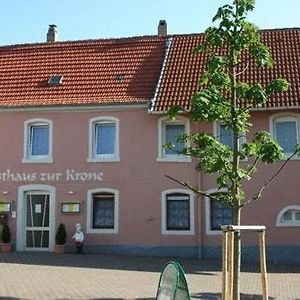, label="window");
[272,116,298,156]
[210,199,233,231]
[23,119,53,163]
[48,75,63,86]
[88,117,119,162]
[162,189,194,235]
[215,122,246,149]
[219,124,234,148]
[276,205,300,227]
[158,117,191,162]
[87,188,119,234]
[205,189,233,235]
